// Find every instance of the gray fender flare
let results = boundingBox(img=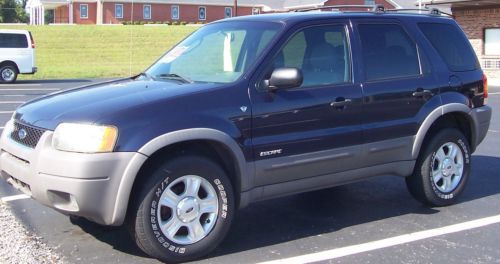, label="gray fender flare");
[111,128,250,225]
[412,103,473,159]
